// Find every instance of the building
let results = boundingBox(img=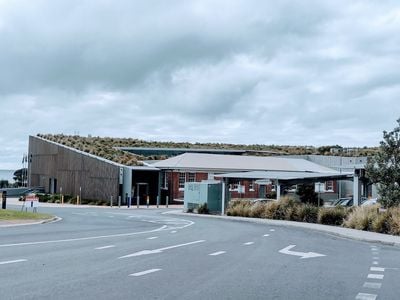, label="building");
[28,135,369,206]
